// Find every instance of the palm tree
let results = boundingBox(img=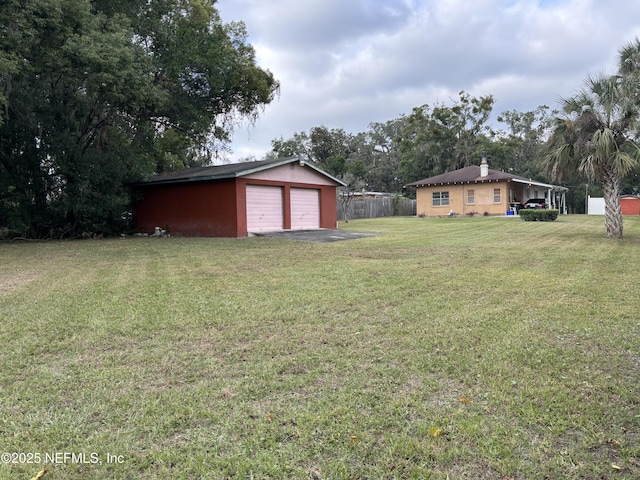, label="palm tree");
[542,43,640,239]
[619,38,640,78]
